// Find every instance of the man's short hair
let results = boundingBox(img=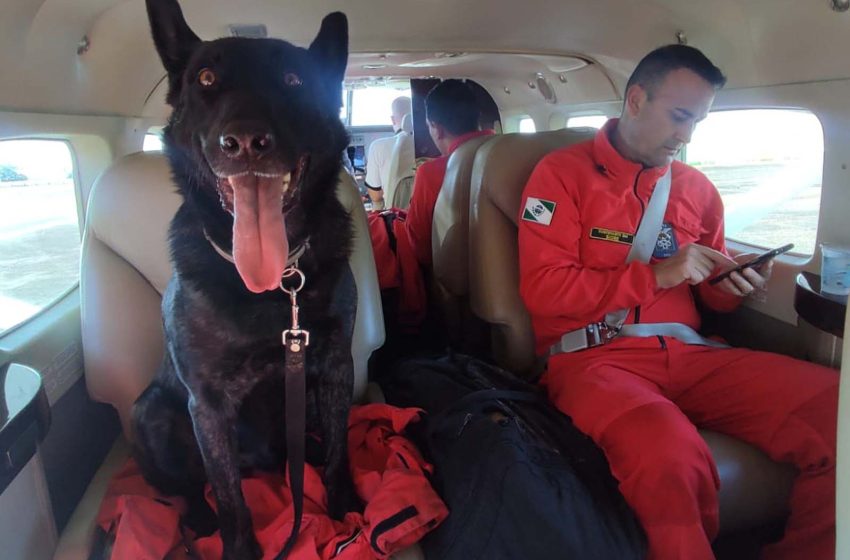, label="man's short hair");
[425,79,480,136]
[391,96,412,119]
[626,44,727,98]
